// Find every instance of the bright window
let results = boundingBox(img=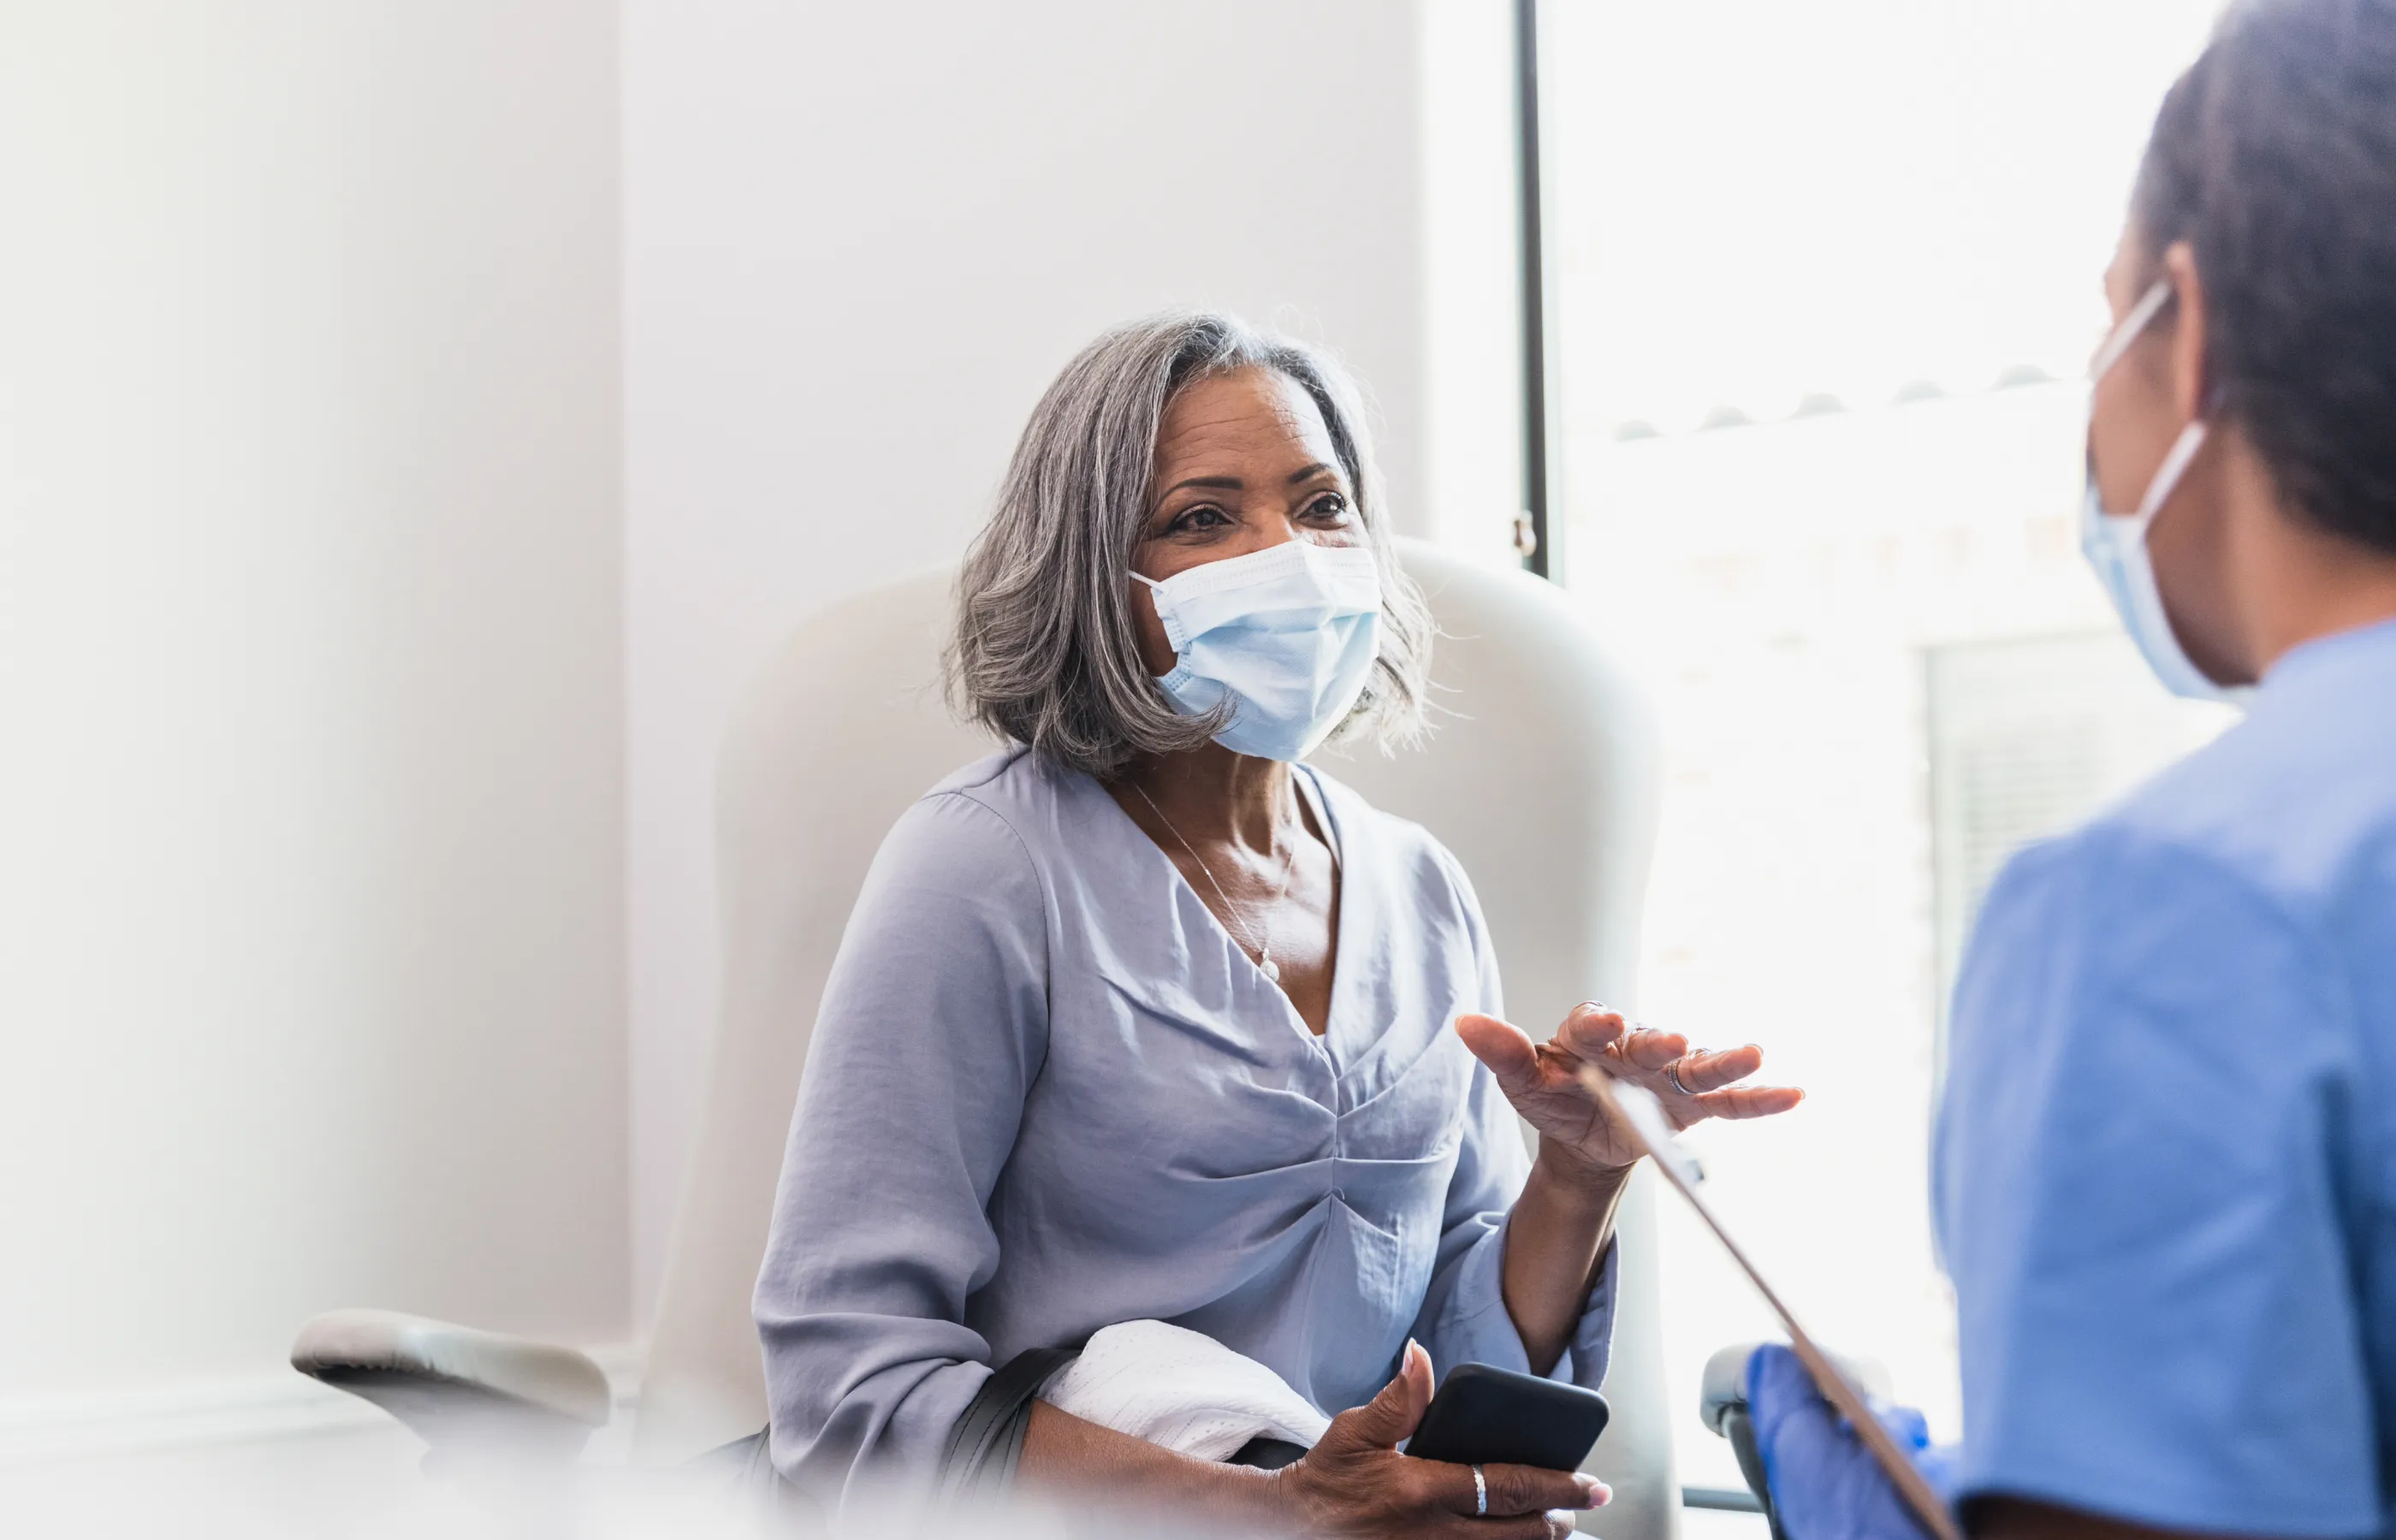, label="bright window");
[1539,0,2235,1492]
